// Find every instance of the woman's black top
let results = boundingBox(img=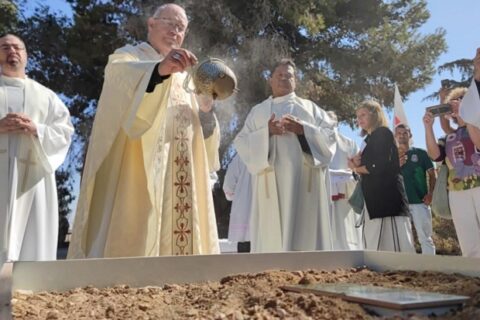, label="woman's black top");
[360,126,410,219]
